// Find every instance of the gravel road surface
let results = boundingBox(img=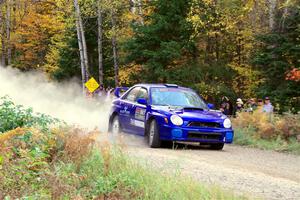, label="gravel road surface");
[118,134,300,200]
